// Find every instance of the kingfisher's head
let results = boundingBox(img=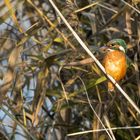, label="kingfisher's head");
[107,39,127,53]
